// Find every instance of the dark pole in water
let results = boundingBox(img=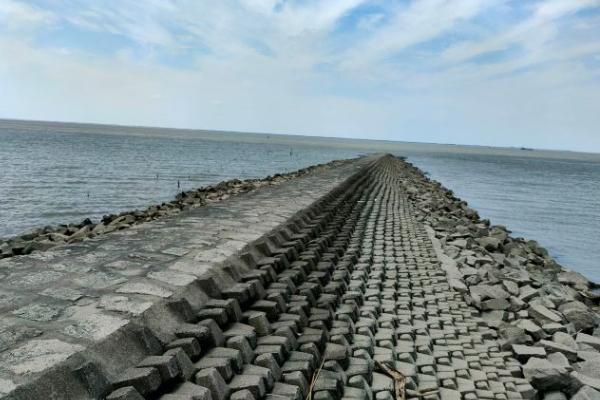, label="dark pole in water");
[177,180,180,189]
